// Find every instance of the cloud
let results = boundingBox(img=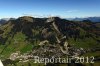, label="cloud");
[66,10,78,13]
